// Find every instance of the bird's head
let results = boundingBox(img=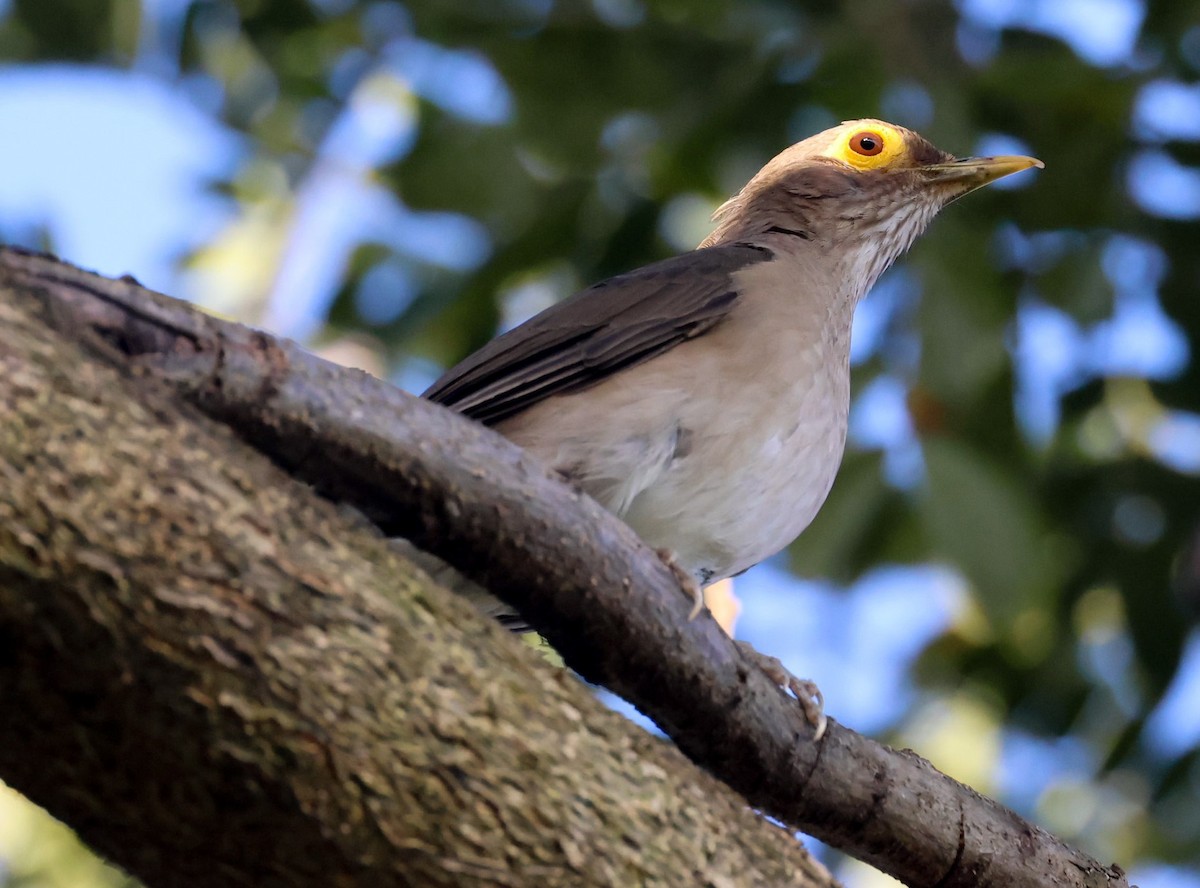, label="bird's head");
[704,118,1042,294]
